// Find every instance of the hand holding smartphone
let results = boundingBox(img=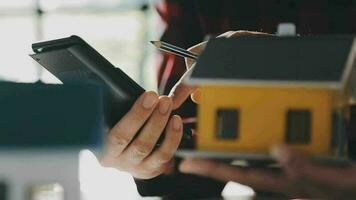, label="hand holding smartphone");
[30,35,192,145]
